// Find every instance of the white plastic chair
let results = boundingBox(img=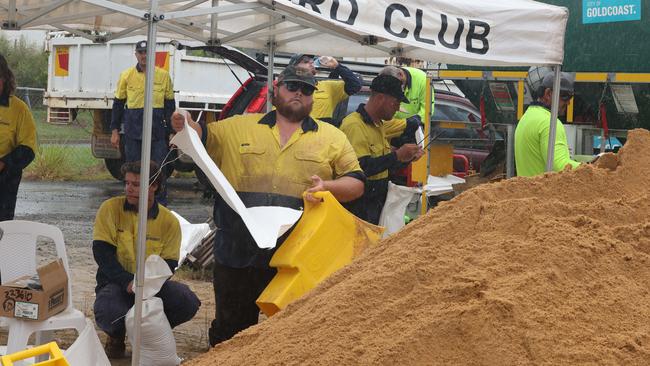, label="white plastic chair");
[0,220,87,355]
